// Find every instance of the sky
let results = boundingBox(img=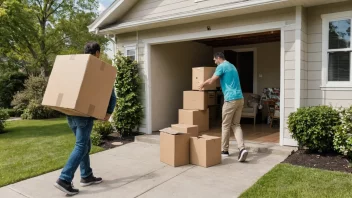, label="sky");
[98,0,114,13]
